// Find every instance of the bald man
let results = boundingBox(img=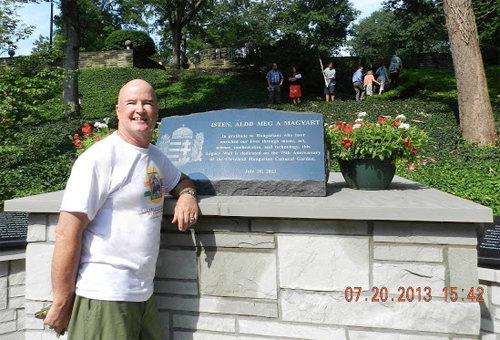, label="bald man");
[43,79,198,339]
